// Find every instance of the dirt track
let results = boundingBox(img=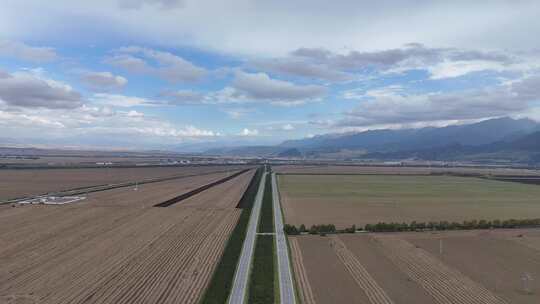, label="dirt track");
[0,169,254,304]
